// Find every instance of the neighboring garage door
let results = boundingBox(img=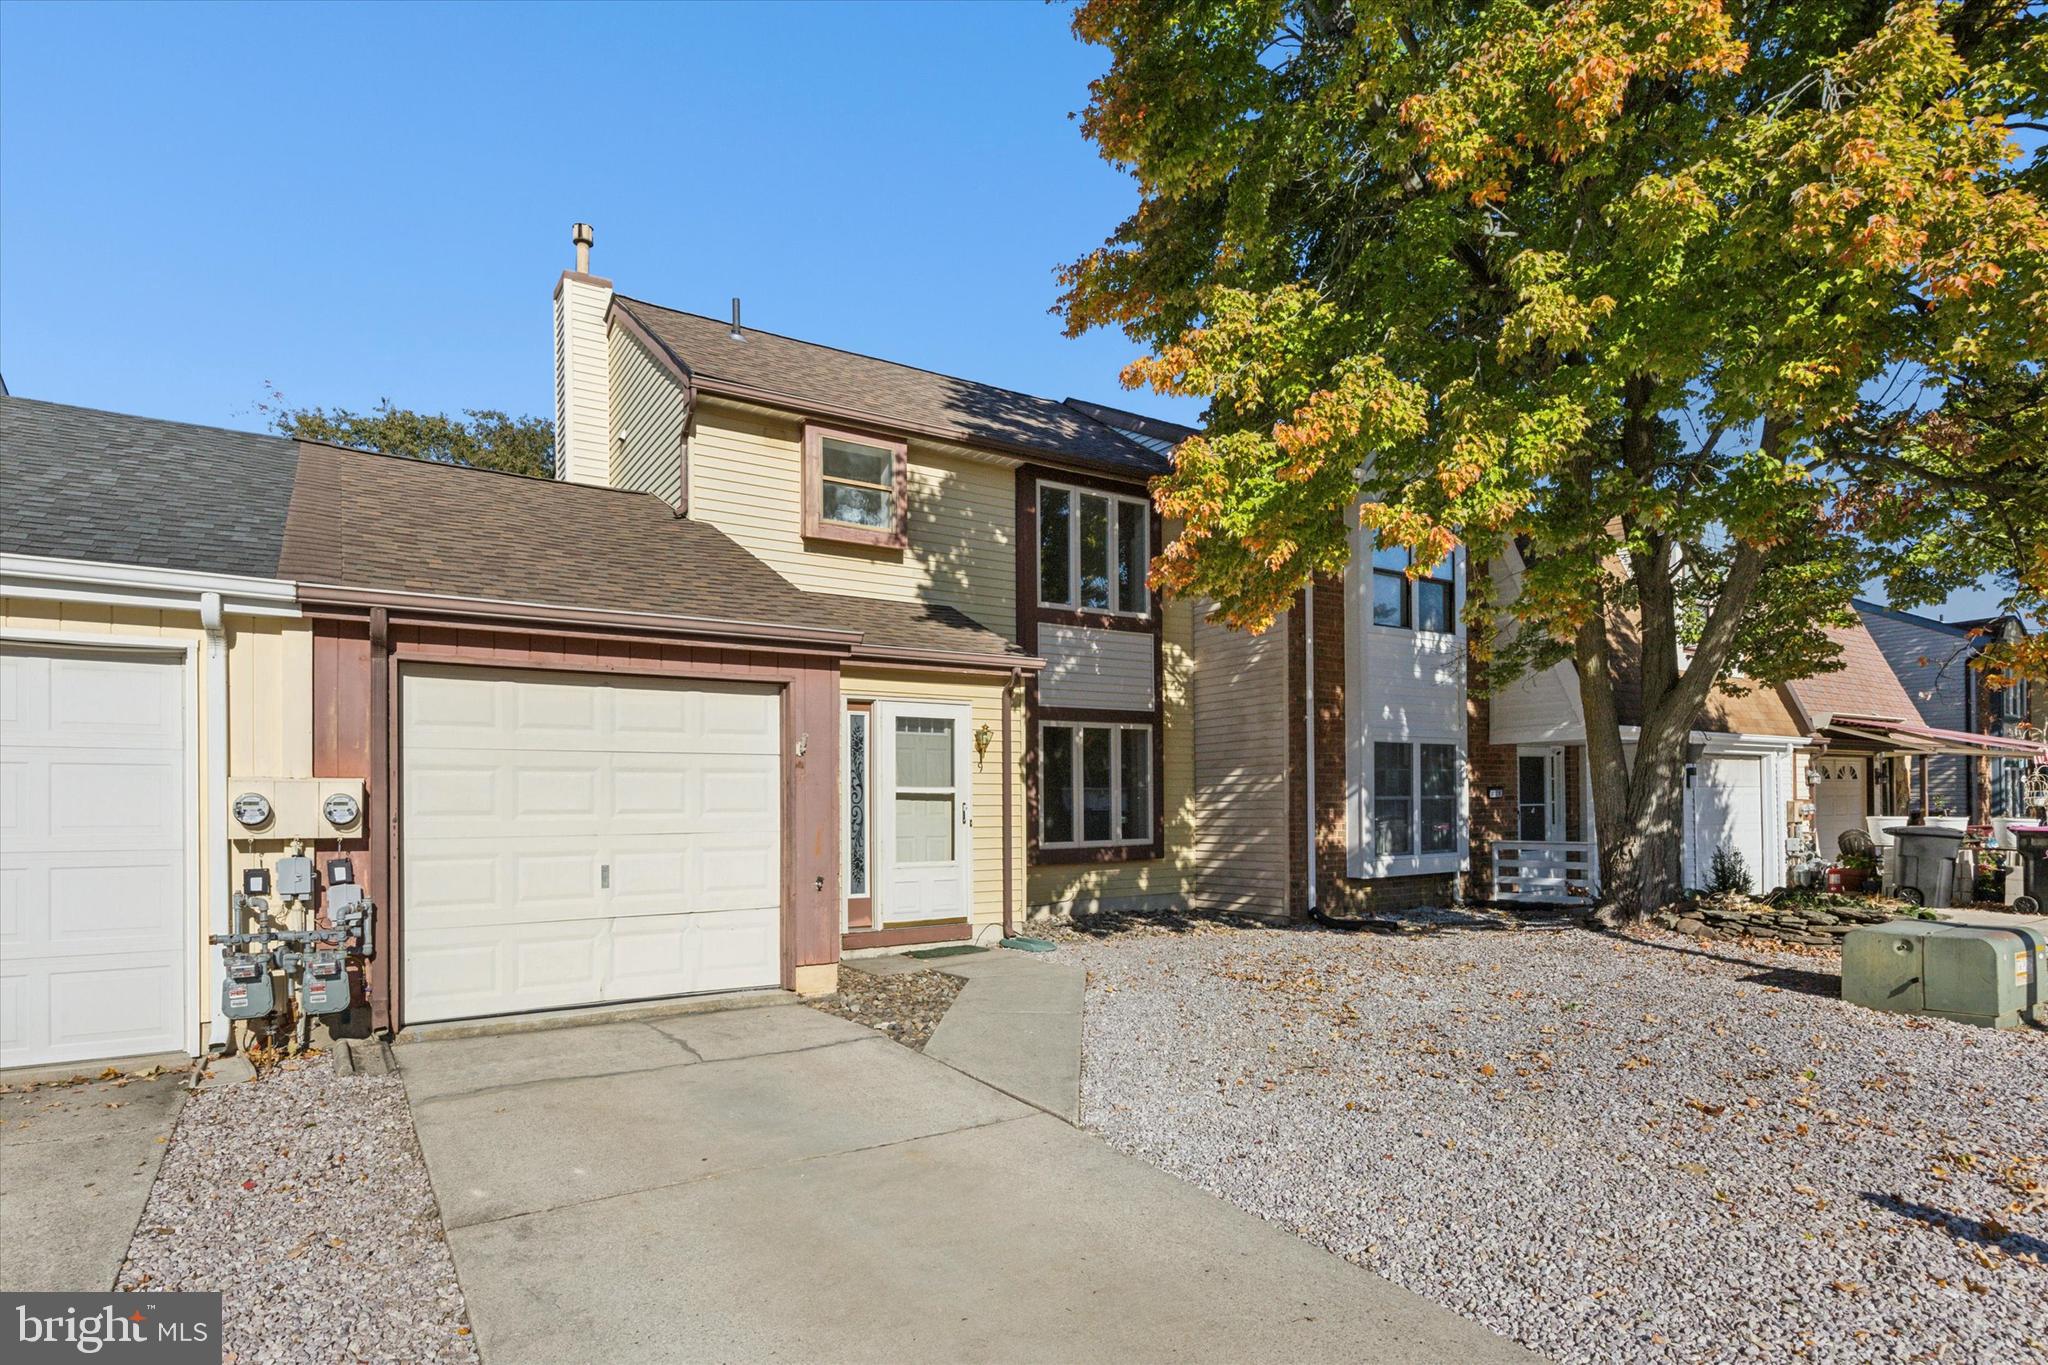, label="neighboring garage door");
[400,665,782,1024]
[0,645,189,1068]
[1688,755,1766,892]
